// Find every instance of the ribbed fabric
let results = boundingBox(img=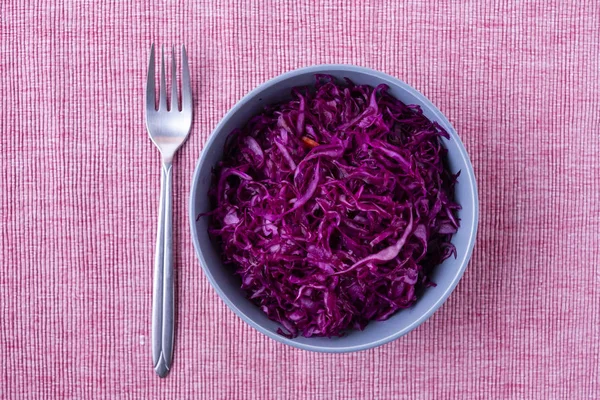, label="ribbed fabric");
[1,1,599,398]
